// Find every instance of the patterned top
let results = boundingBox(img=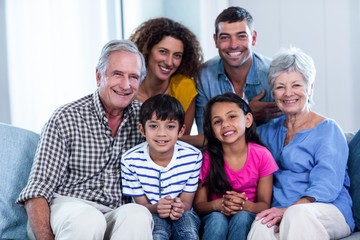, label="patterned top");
[121,141,202,204]
[17,90,143,208]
